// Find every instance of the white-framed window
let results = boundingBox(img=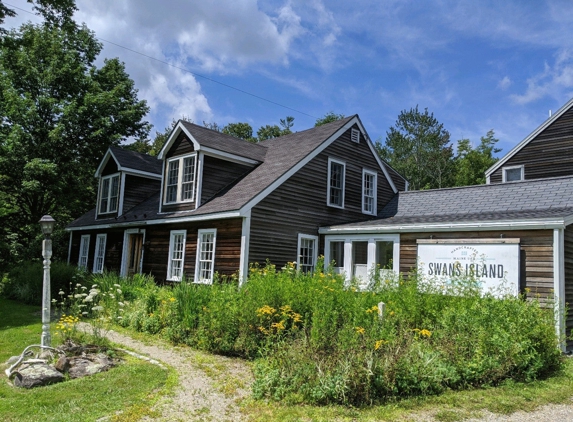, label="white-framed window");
[167,230,187,281]
[362,169,377,215]
[297,233,318,273]
[164,154,197,204]
[93,234,107,273]
[327,158,345,208]
[78,235,90,270]
[195,229,217,284]
[502,165,524,182]
[351,128,360,143]
[328,240,345,274]
[99,174,120,214]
